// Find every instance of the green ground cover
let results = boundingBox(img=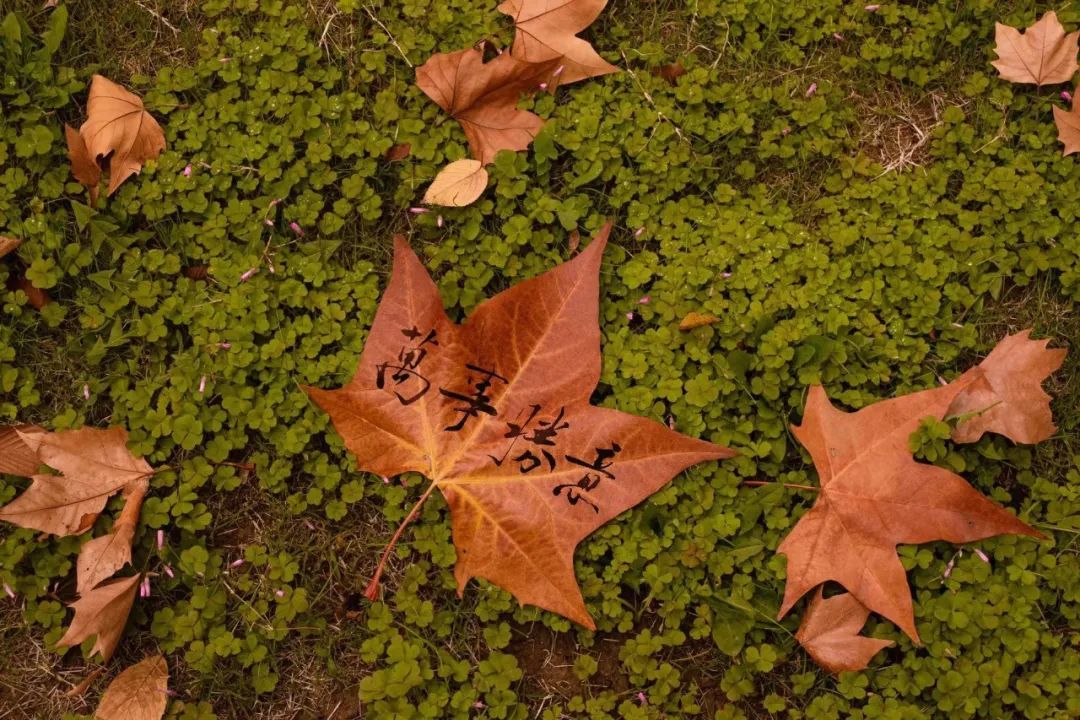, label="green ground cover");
[0,1,1077,718]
